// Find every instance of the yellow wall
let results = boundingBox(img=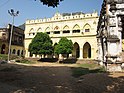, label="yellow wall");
[24,11,98,59]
